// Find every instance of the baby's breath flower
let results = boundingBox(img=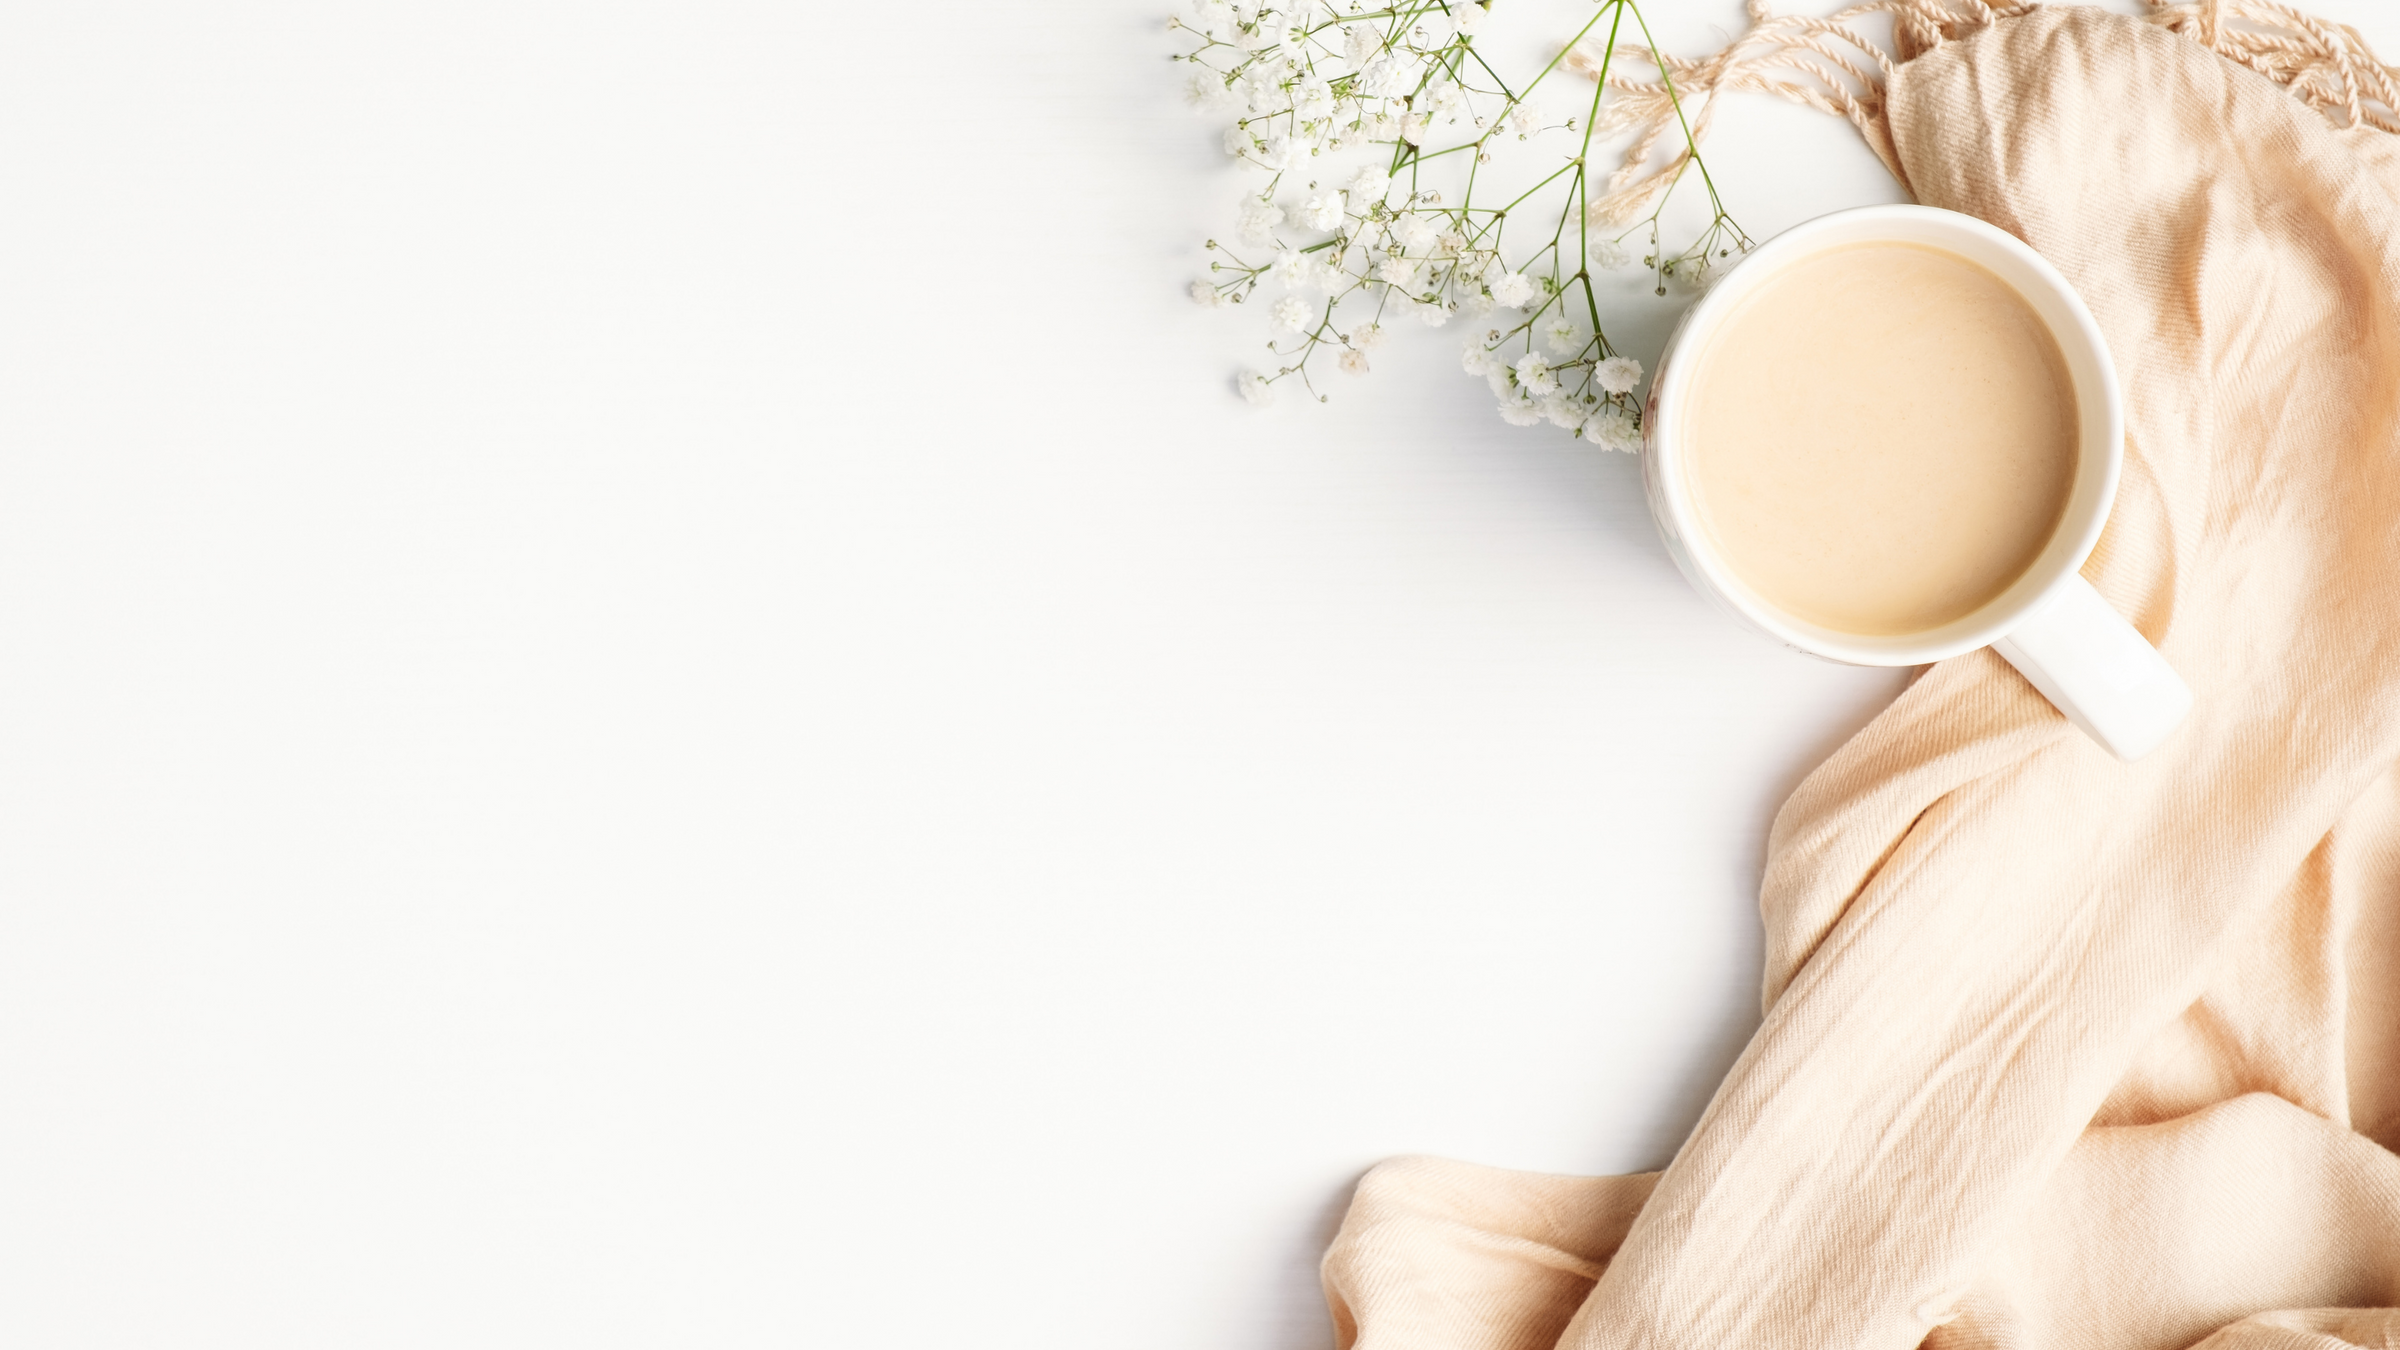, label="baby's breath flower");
[1238,64,1283,115]
[1594,355,1643,395]
[1191,0,1235,41]
[1584,405,1641,452]
[1513,351,1558,398]
[1258,132,1309,172]
[1180,0,1746,417]
[1294,74,1335,120]
[1238,370,1275,406]
[1423,76,1466,119]
[1187,71,1231,111]
[1357,53,1411,99]
[1237,196,1285,245]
